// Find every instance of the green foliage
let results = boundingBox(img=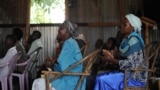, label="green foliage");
[30,0,65,23]
[31,0,63,11]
